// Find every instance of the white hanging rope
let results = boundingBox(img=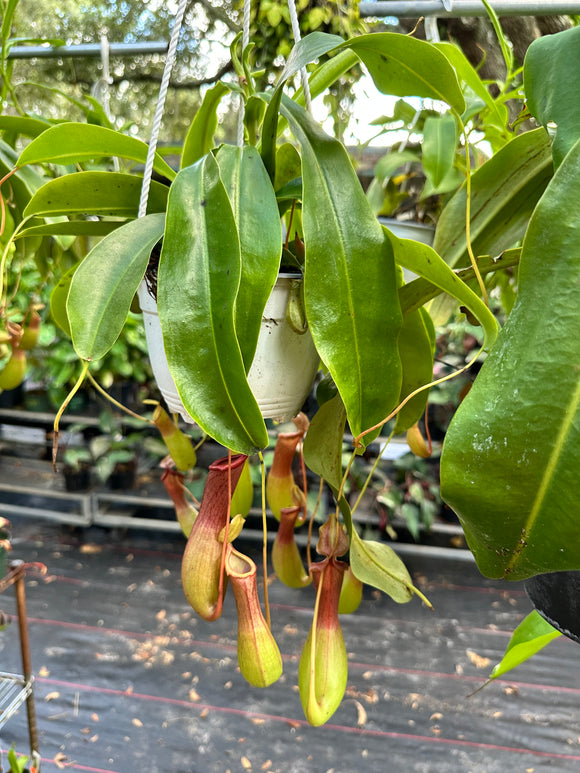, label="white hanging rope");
[286,0,312,112]
[138,0,188,219]
[236,0,252,147]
